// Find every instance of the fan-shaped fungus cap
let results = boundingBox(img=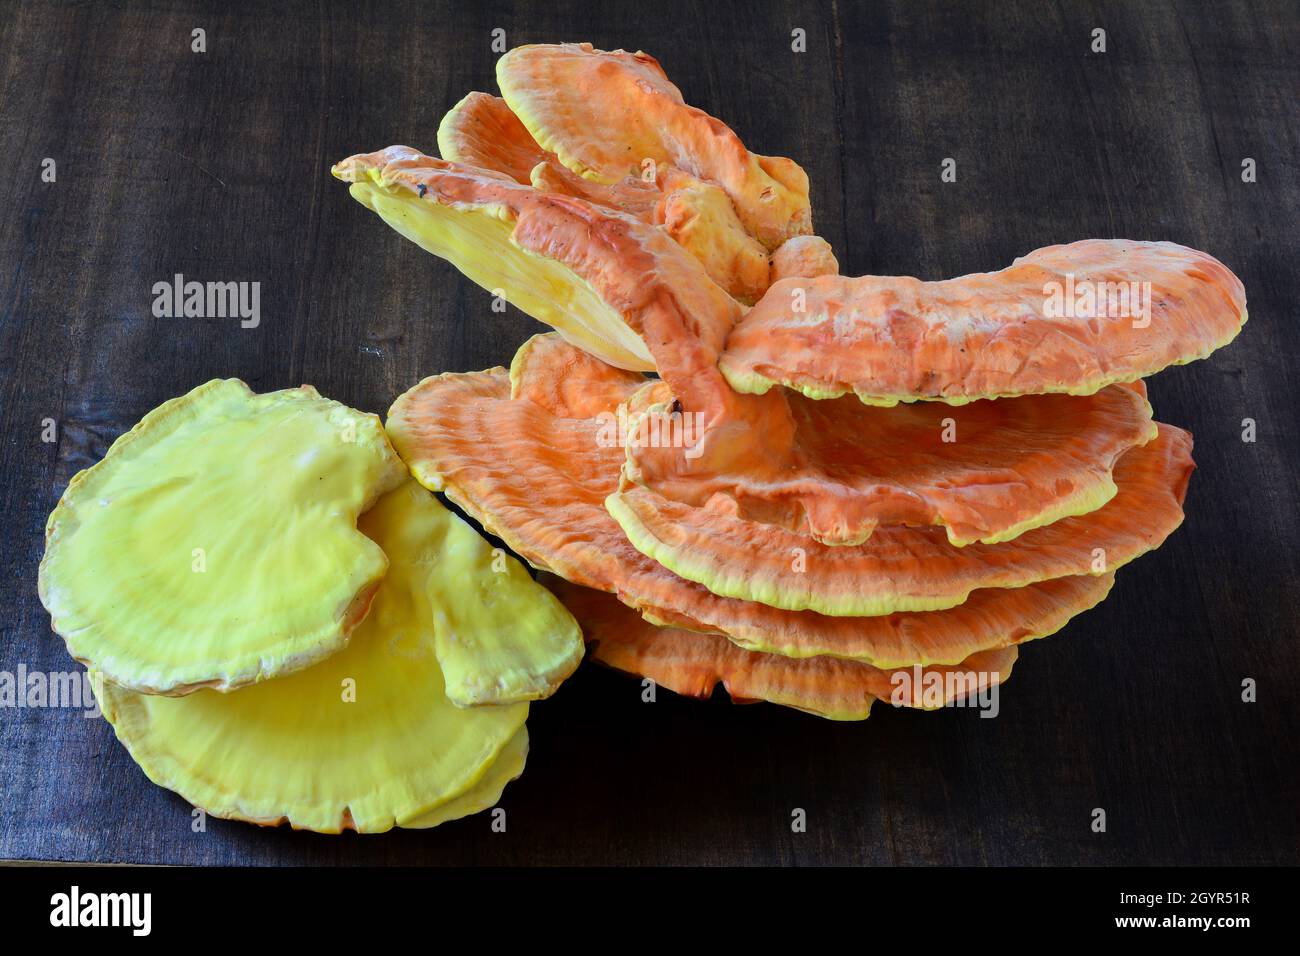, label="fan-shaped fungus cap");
[95,481,531,833]
[39,379,406,695]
